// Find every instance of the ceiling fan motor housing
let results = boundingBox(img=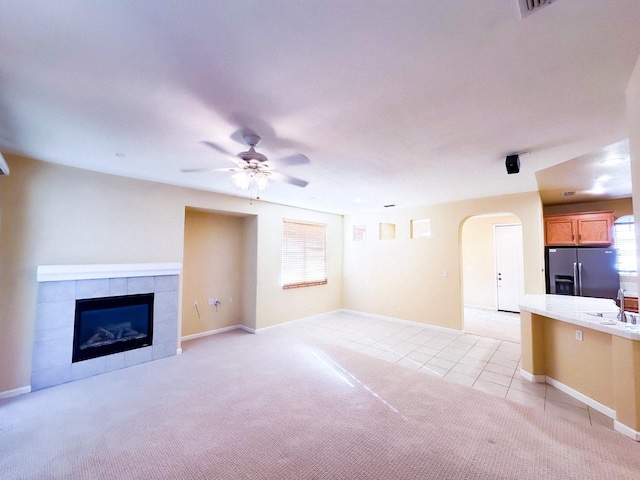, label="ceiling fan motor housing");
[238,146,268,163]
